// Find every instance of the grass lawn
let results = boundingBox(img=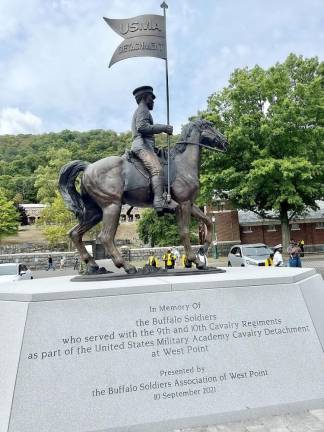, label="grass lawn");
[1,224,47,245]
[1,222,140,247]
